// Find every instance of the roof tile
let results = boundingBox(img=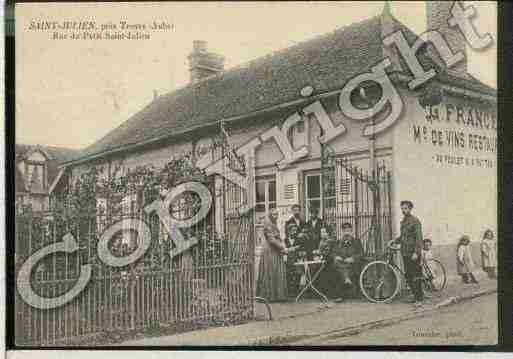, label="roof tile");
[76,14,495,163]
